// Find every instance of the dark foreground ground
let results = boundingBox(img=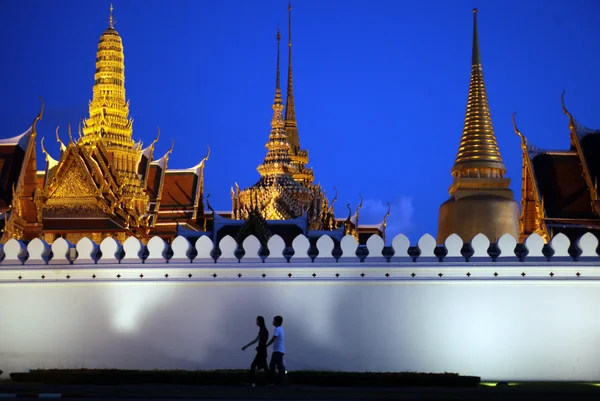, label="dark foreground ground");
[1,382,600,400]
